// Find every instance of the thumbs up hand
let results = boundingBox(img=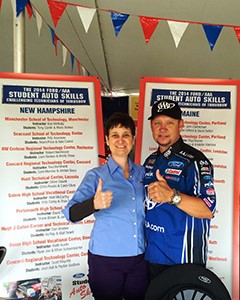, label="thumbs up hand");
[94,178,113,210]
[148,169,173,203]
